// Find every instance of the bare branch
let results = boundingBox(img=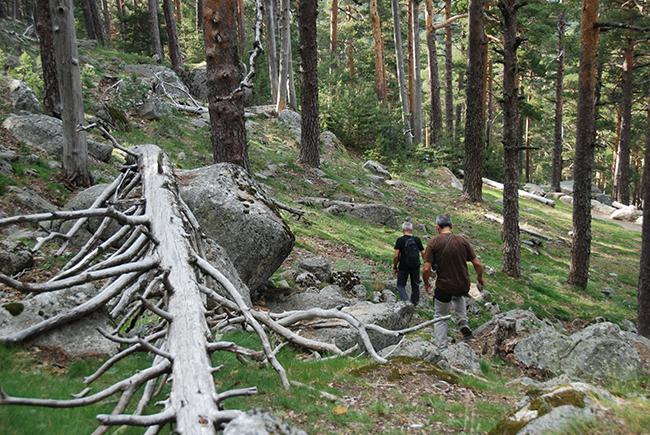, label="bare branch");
[138,296,173,322]
[0,207,149,228]
[207,341,265,360]
[96,408,176,426]
[214,387,258,404]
